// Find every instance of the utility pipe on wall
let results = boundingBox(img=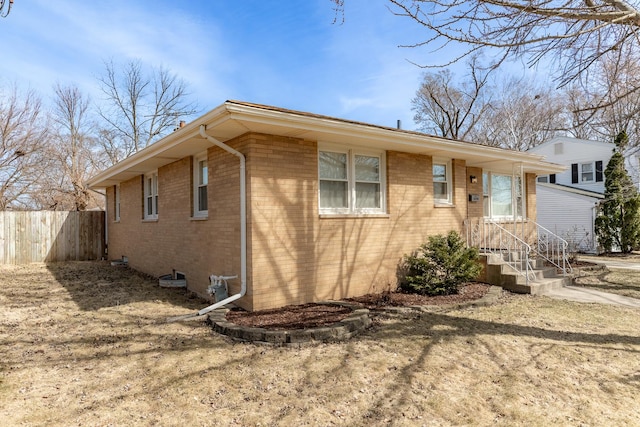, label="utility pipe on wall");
[195,124,247,316]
